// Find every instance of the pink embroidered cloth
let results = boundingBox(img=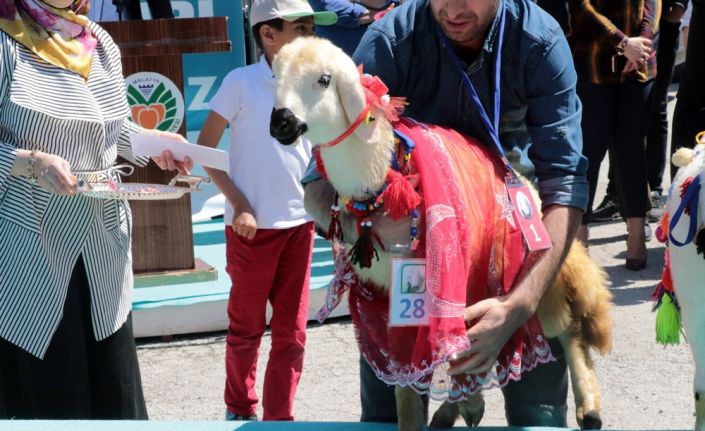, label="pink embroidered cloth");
[317,118,553,401]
